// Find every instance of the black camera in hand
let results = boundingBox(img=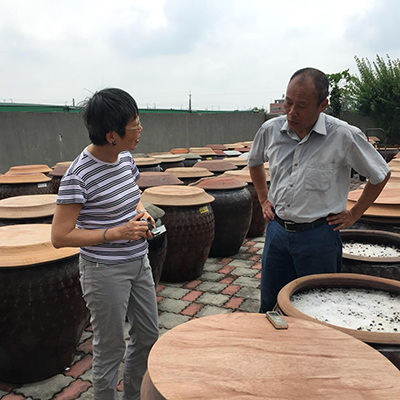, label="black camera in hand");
[139,218,162,237]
